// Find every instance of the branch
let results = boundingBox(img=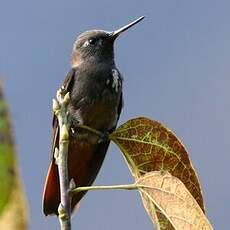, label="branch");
[53,90,71,230]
